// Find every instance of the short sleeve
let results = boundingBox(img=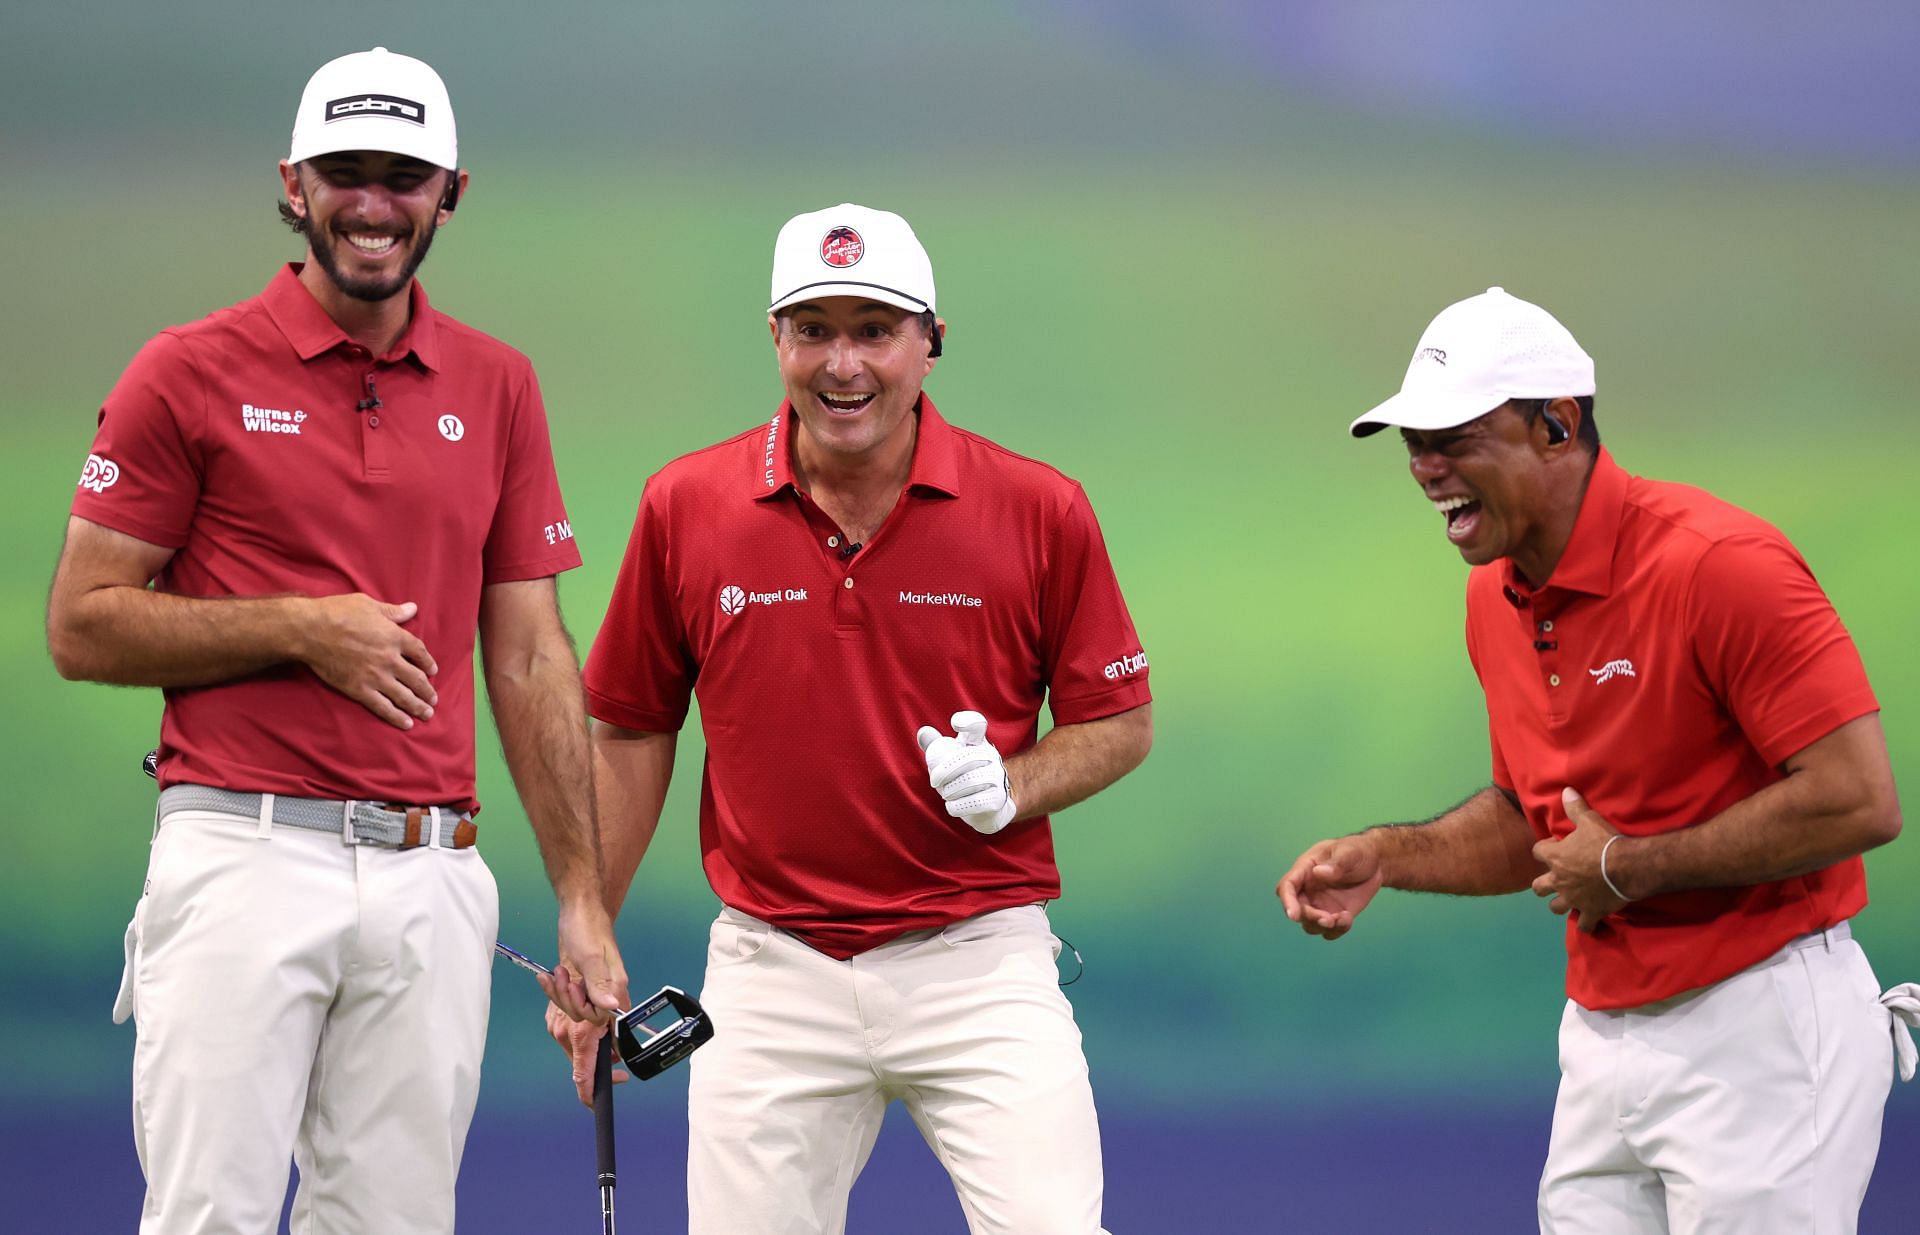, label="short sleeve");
[1039,485,1151,724]
[482,363,583,583]
[1687,534,1878,768]
[70,332,205,548]
[581,481,696,732]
